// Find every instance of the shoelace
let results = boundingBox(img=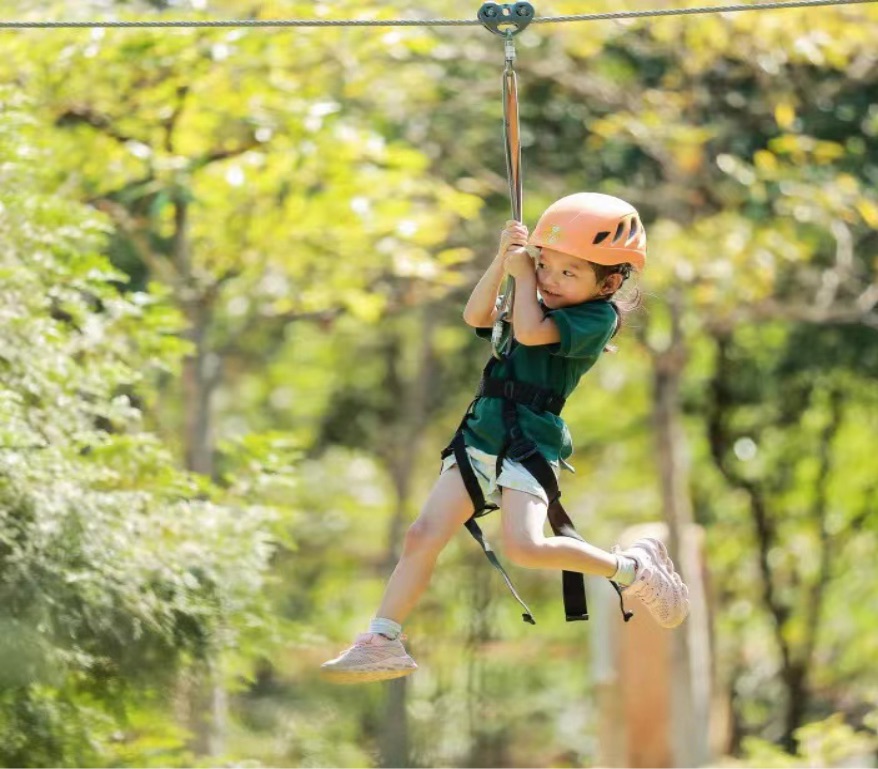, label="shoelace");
[609,580,634,622]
